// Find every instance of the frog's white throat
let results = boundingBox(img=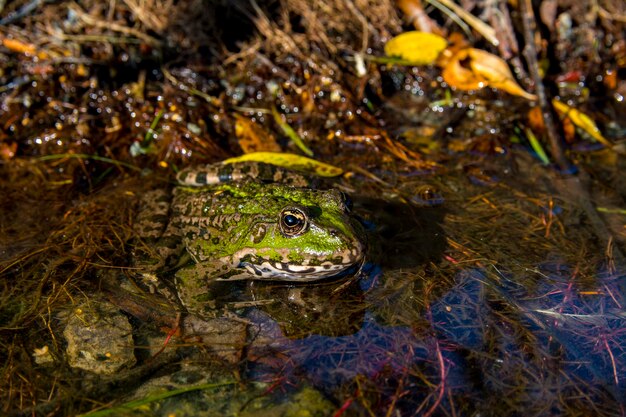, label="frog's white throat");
[228,247,363,281]
[240,260,348,281]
